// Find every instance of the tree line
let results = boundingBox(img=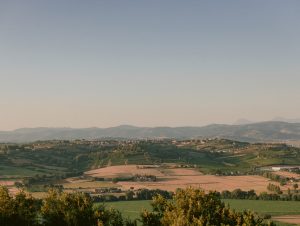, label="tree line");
[92,189,173,202]
[220,188,300,201]
[260,172,289,186]
[94,187,300,203]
